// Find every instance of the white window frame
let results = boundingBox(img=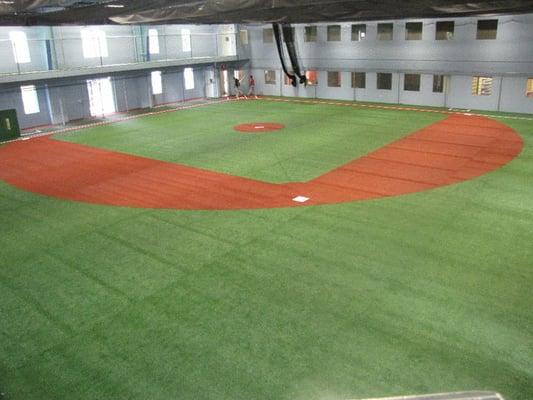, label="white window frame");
[10,31,31,64]
[239,29,248,45]
[264,70,276,85]
[472,76,493,96]
[151,71,163,95]
[148,29,160,54]
[81,28,108,59]
[20,85,40,114]
[184,68,195,90]
[87,77,116,116]
[181,28,191,52]
[526,78,533,98]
